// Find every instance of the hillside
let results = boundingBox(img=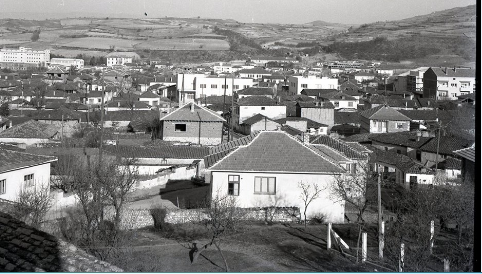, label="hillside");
[322,5,476,65]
